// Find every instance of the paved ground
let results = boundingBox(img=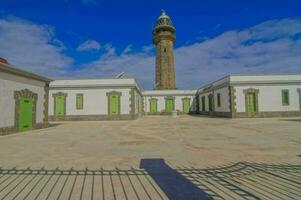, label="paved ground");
[0,116,300,199]
[0,116,300,169]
